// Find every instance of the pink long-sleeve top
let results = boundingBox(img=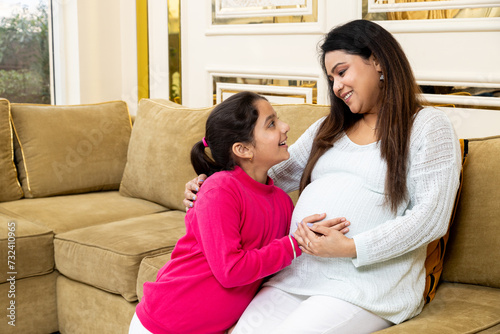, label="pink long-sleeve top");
[135,166,301,334]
